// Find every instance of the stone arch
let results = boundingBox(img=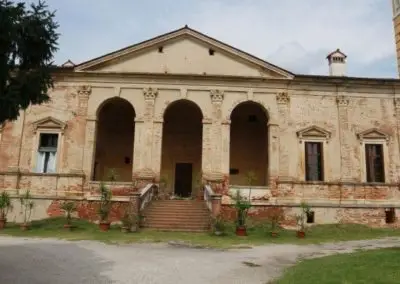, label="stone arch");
[229,100,269,186]
[226,99,270,122]
[95,96,136,118]
[157,98,205,121]
[93,97,136,181]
